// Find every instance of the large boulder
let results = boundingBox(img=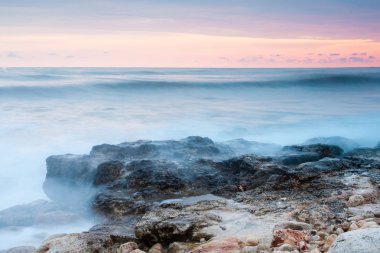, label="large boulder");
[279,144,343,166]
[36,223,136,253]
[135,198,225,244]
[304,136,360,152]
[43,137,235,206]
[328,228,380,253]
[289,157,348,180]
